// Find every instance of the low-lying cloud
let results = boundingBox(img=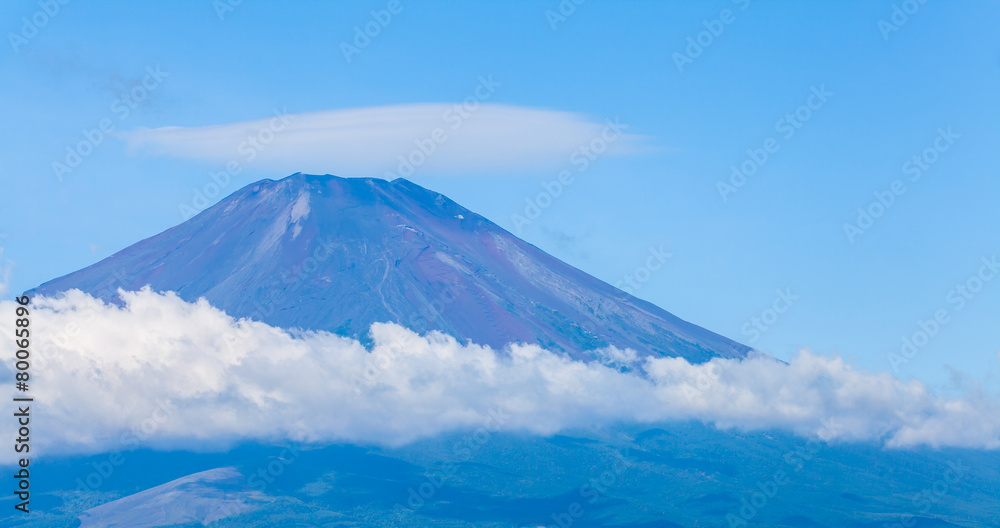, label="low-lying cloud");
[2,289,998,462]
[118,103,645,177]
